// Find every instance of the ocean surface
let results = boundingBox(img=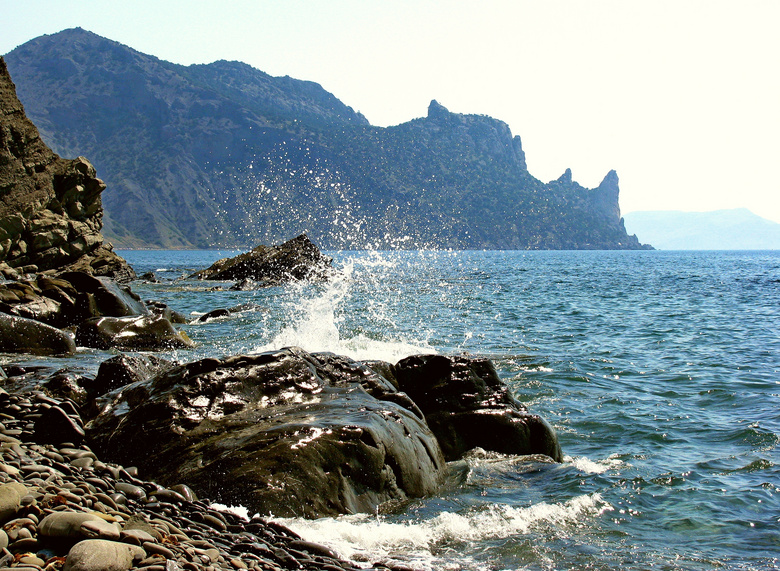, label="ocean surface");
[7,249,780,570]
